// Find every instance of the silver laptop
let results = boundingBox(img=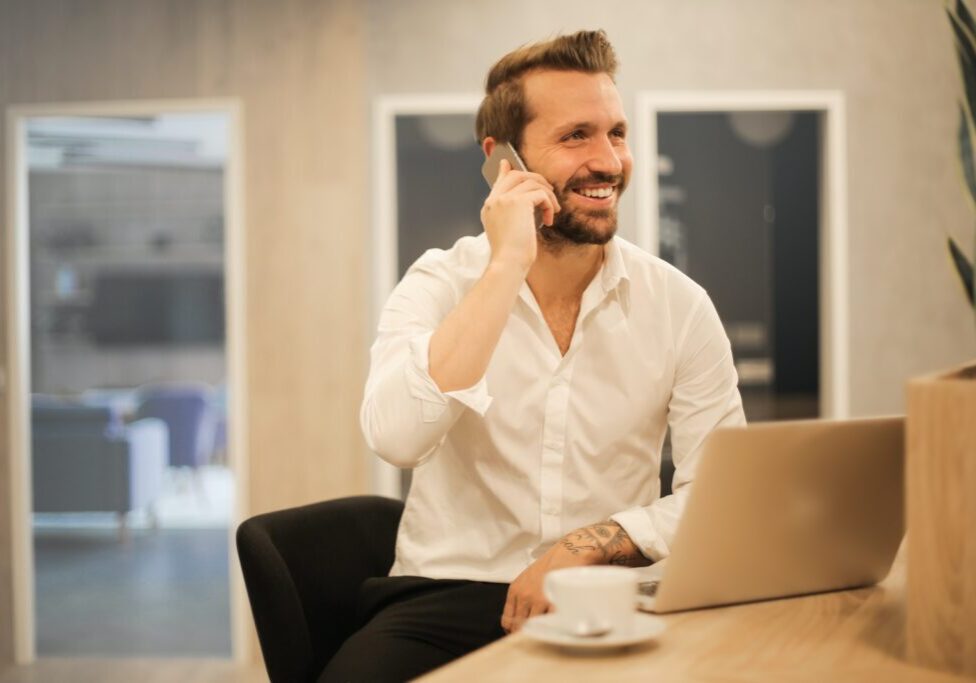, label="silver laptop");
[636,416,905,613]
